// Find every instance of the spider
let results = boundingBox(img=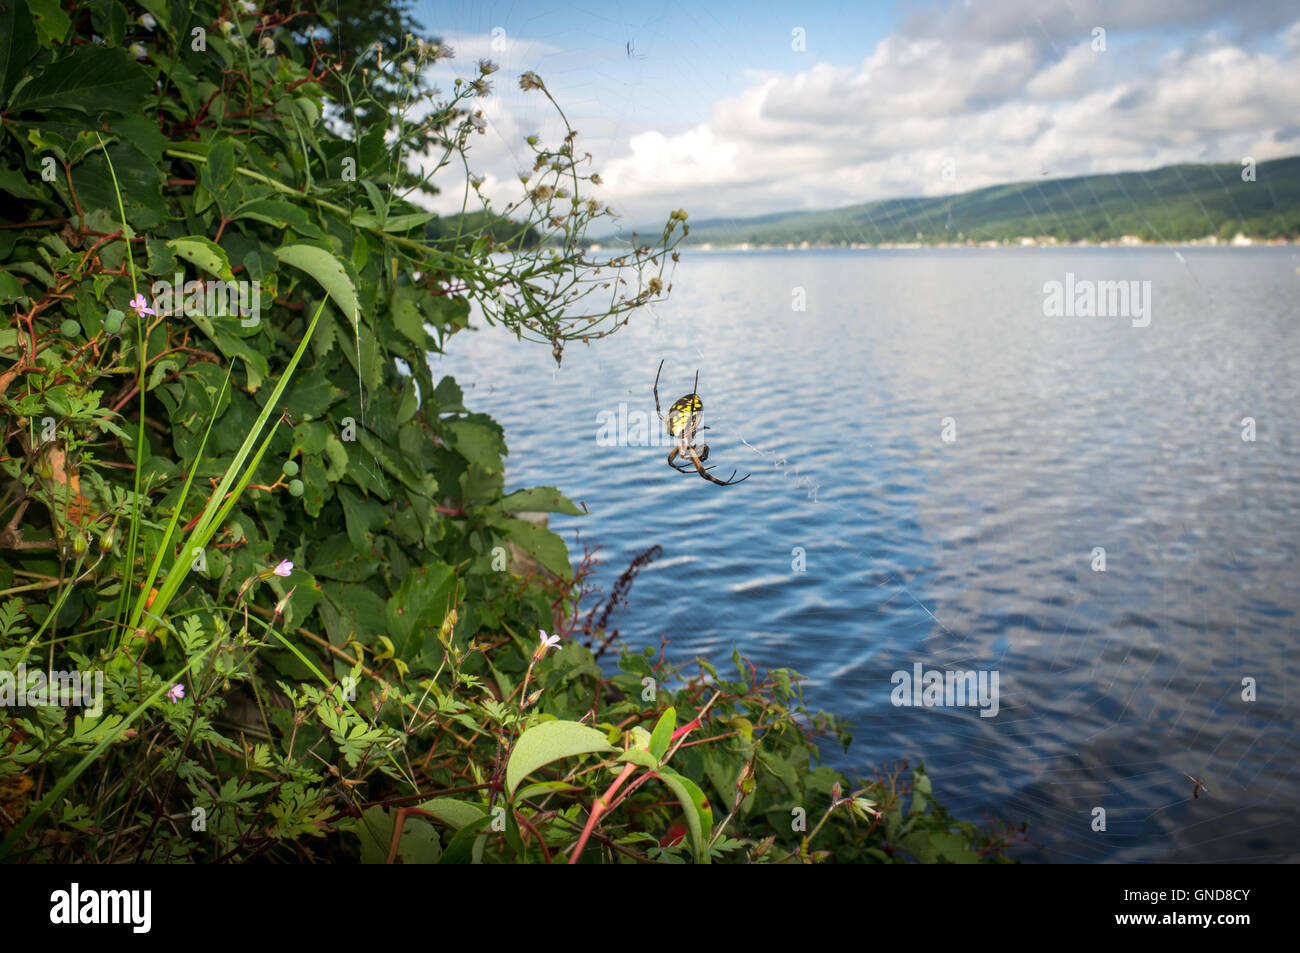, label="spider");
[653,360,749,486]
